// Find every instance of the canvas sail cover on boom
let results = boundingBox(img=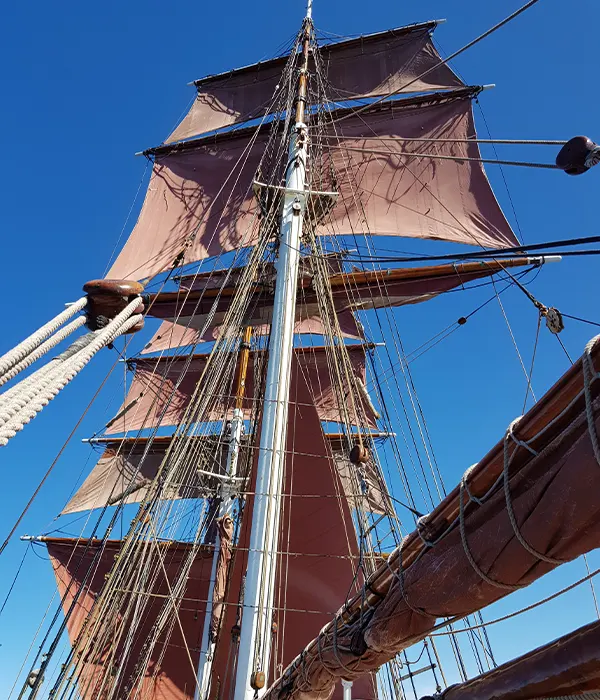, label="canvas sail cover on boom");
[107,92,518,282]
[439,619,600,700]
[263,334,600,700]
[166,22,463,143]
